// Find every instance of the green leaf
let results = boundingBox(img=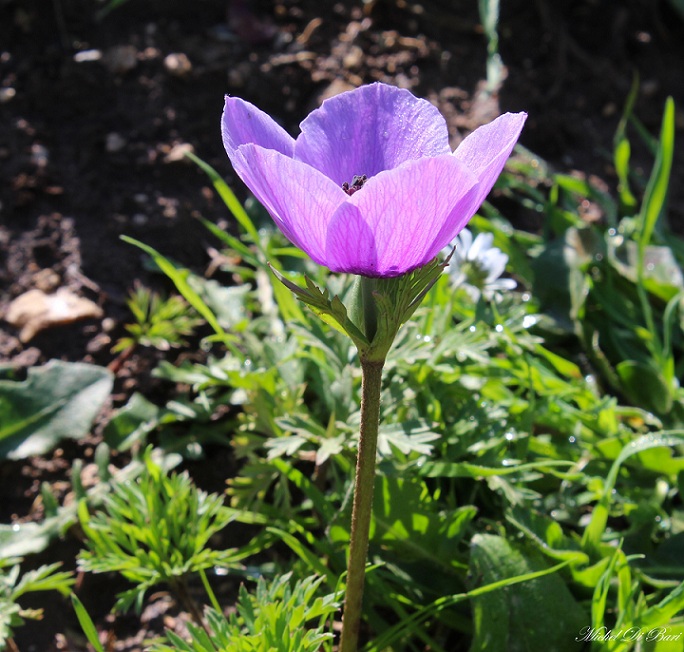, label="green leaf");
[365,555,572,651]
[582,431,684,553]
[614,137,638,211]
[639,97,675,250]
[184,150,260,243]
[635,582,684,634]
[608,237,683,302]
[613,74,640,213]
[121,236,229,341]
[186,276,250,329]
[70,593,105,652]
[531,227,597,332]
[376,419,441,457]
[0,361,113,460]
[468,534,586,651]
[419,459,574,478]
[507,506,590,565]
[103,392,160,451]
[366,476,475,569]
[616,360,673,414]
[269,266,369,348]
